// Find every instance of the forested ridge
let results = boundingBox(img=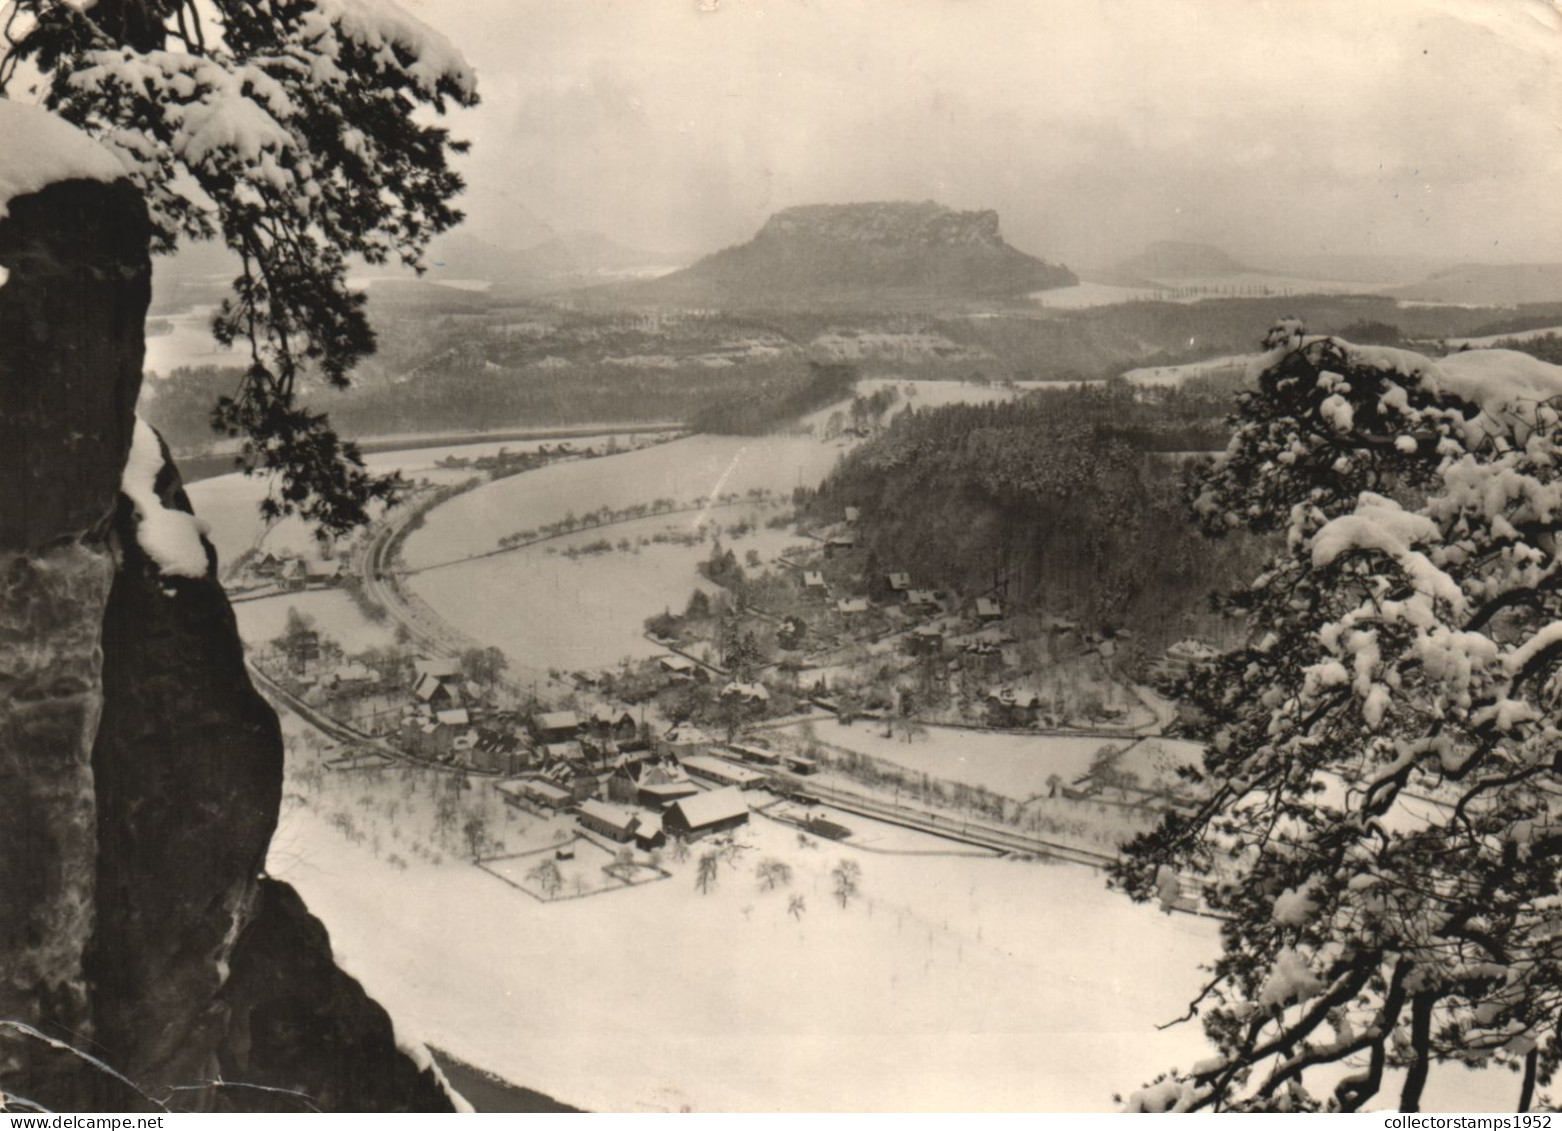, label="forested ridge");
[808,387,1266,648]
